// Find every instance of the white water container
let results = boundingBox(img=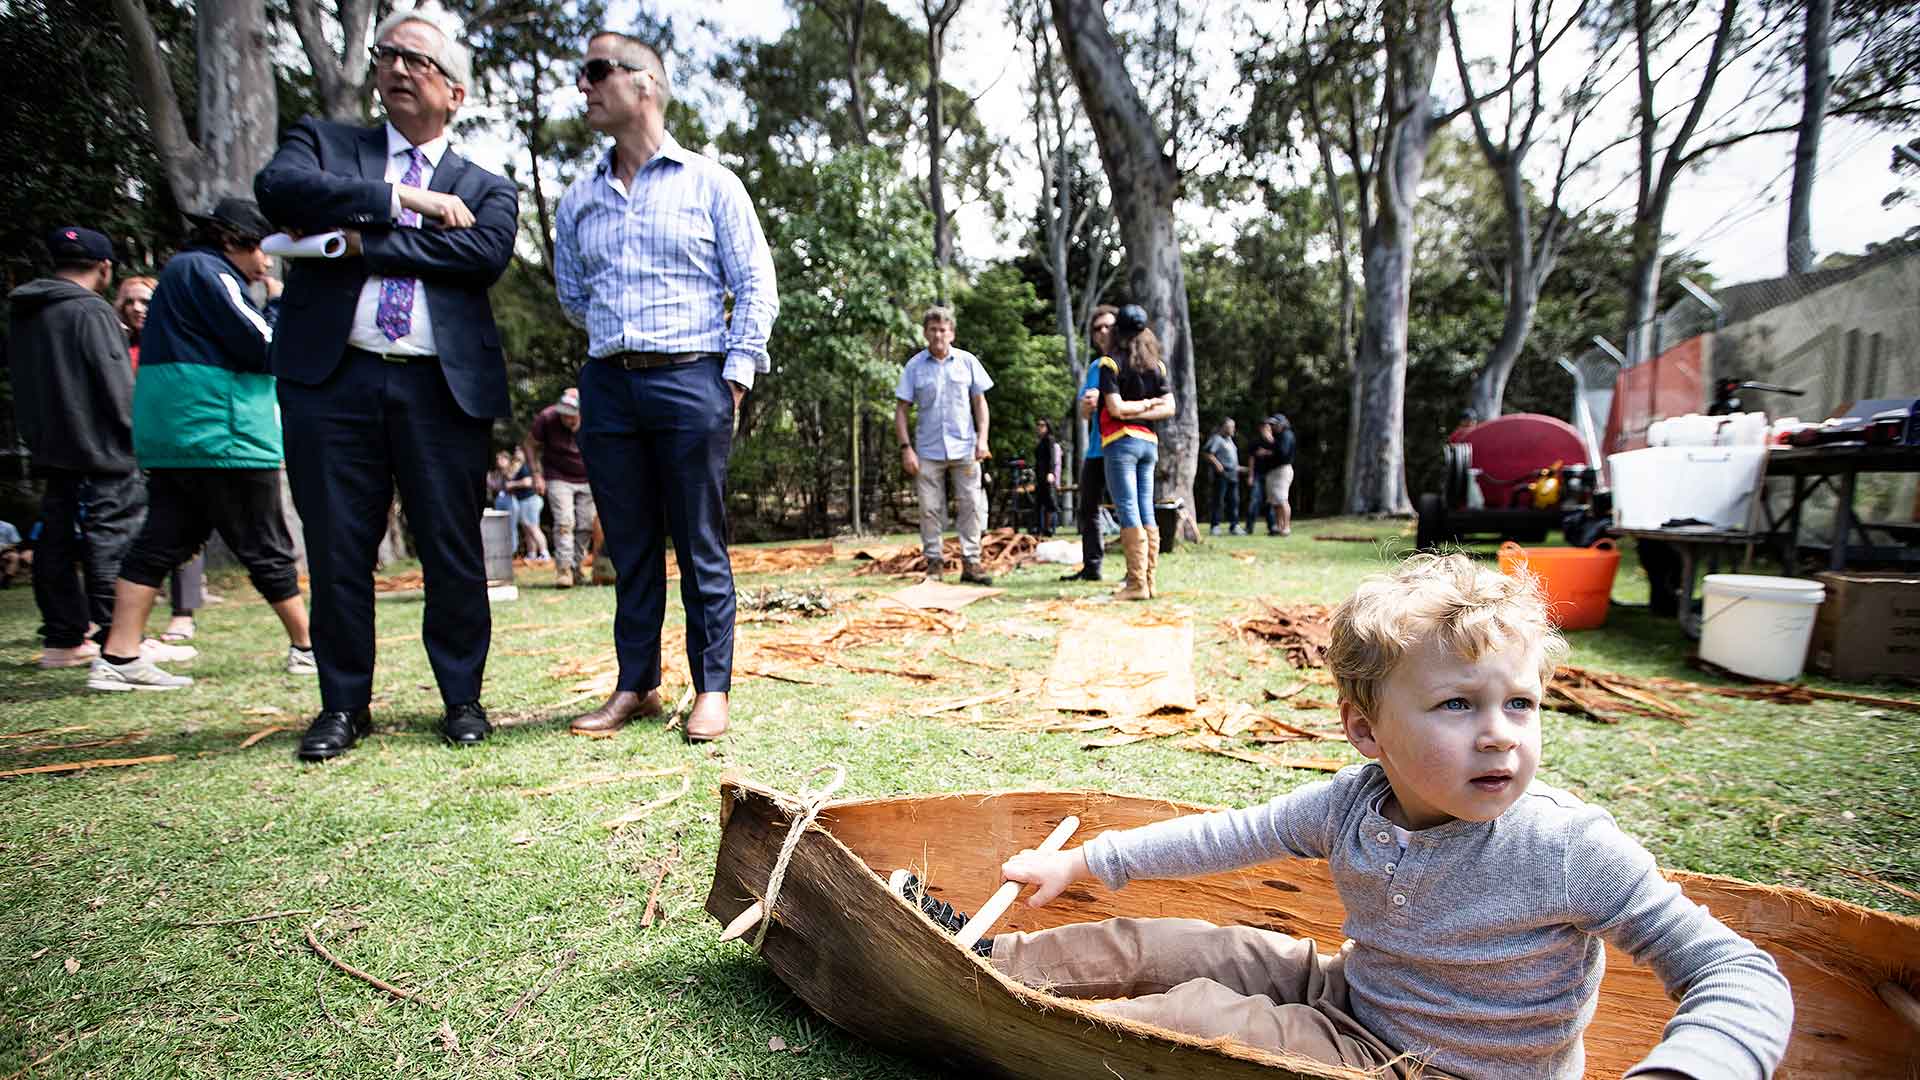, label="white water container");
[1699,574,1825,682]
[1608,445,1769,529]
